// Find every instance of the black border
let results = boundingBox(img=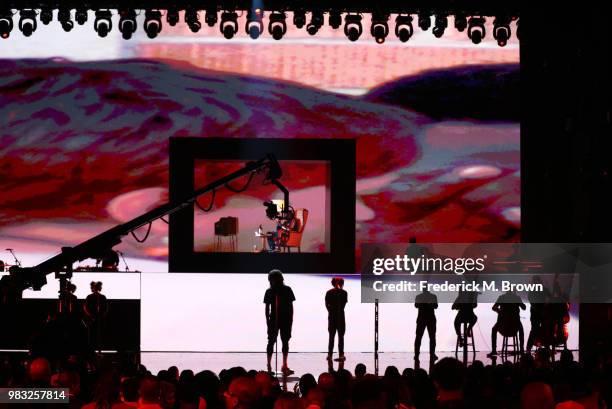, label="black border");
[169,137,356,273]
